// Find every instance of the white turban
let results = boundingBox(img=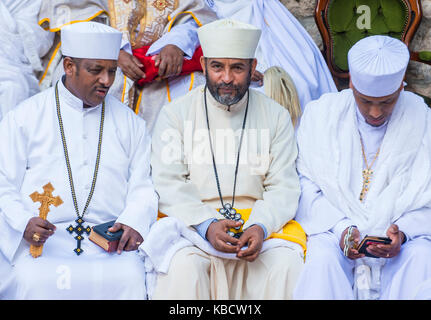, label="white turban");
[61,21,122,60]
[348,35,410,97]
[198,18,261,59]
